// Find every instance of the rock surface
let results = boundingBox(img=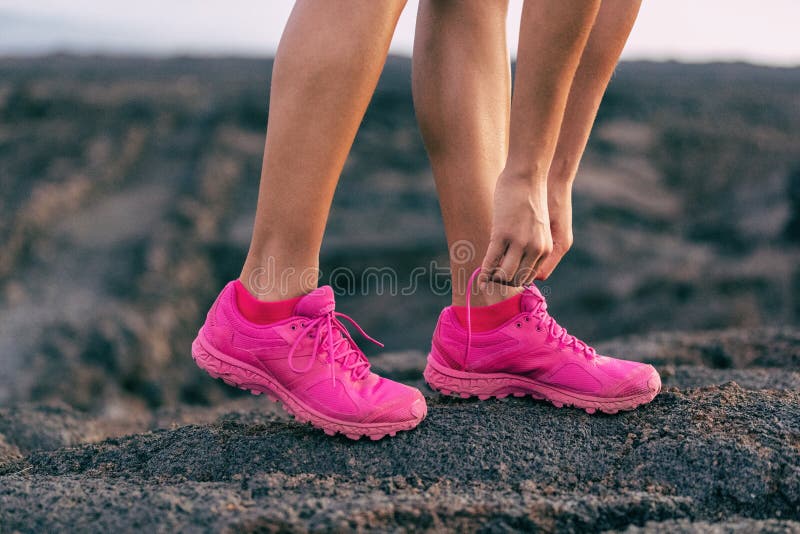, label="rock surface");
[2,54,799,533]
[1,56,799,414]
[1,328,798,532]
